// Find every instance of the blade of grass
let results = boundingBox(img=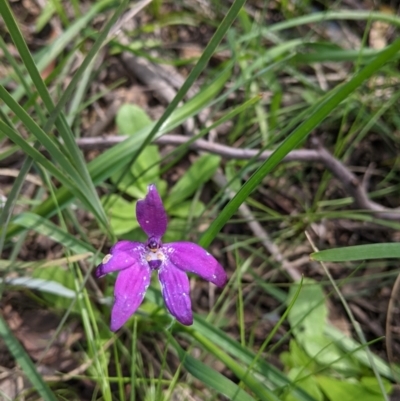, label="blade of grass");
[3,65,232,241]
[306,232,389,401]
[12,212,97,257]
[0,0,120,229]
[0,158,33,256]
[113,0,246,191]
[0,316,58,401]
[0,86,94,190]
[311,243,400,262]
[185,317,317,401]
[168,334,256,401]
[0,121,102,216]
[3,0,114,107]
[199,38,400,248]
[187,329,282,401]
